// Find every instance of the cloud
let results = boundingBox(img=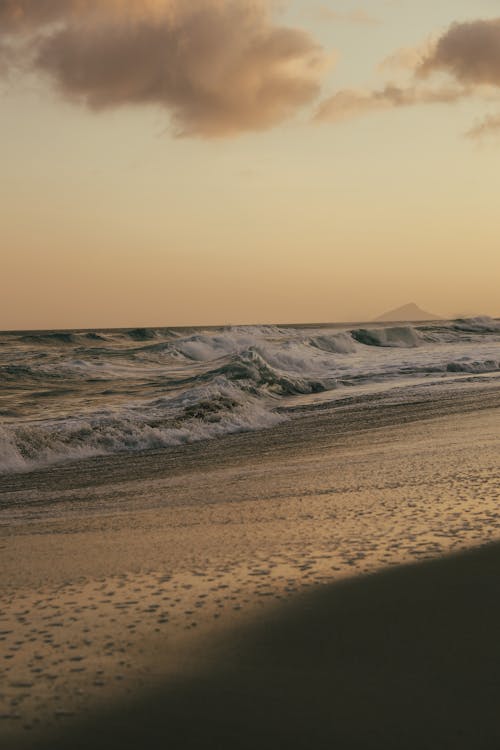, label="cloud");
[0,36,12,71]
[418,18,500,86]
[0,0,326,137]
[316,83,467,123]
[0,0,169,28]
[466,112,500,139]
[317,17,500,132]
[379,37,437,73]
